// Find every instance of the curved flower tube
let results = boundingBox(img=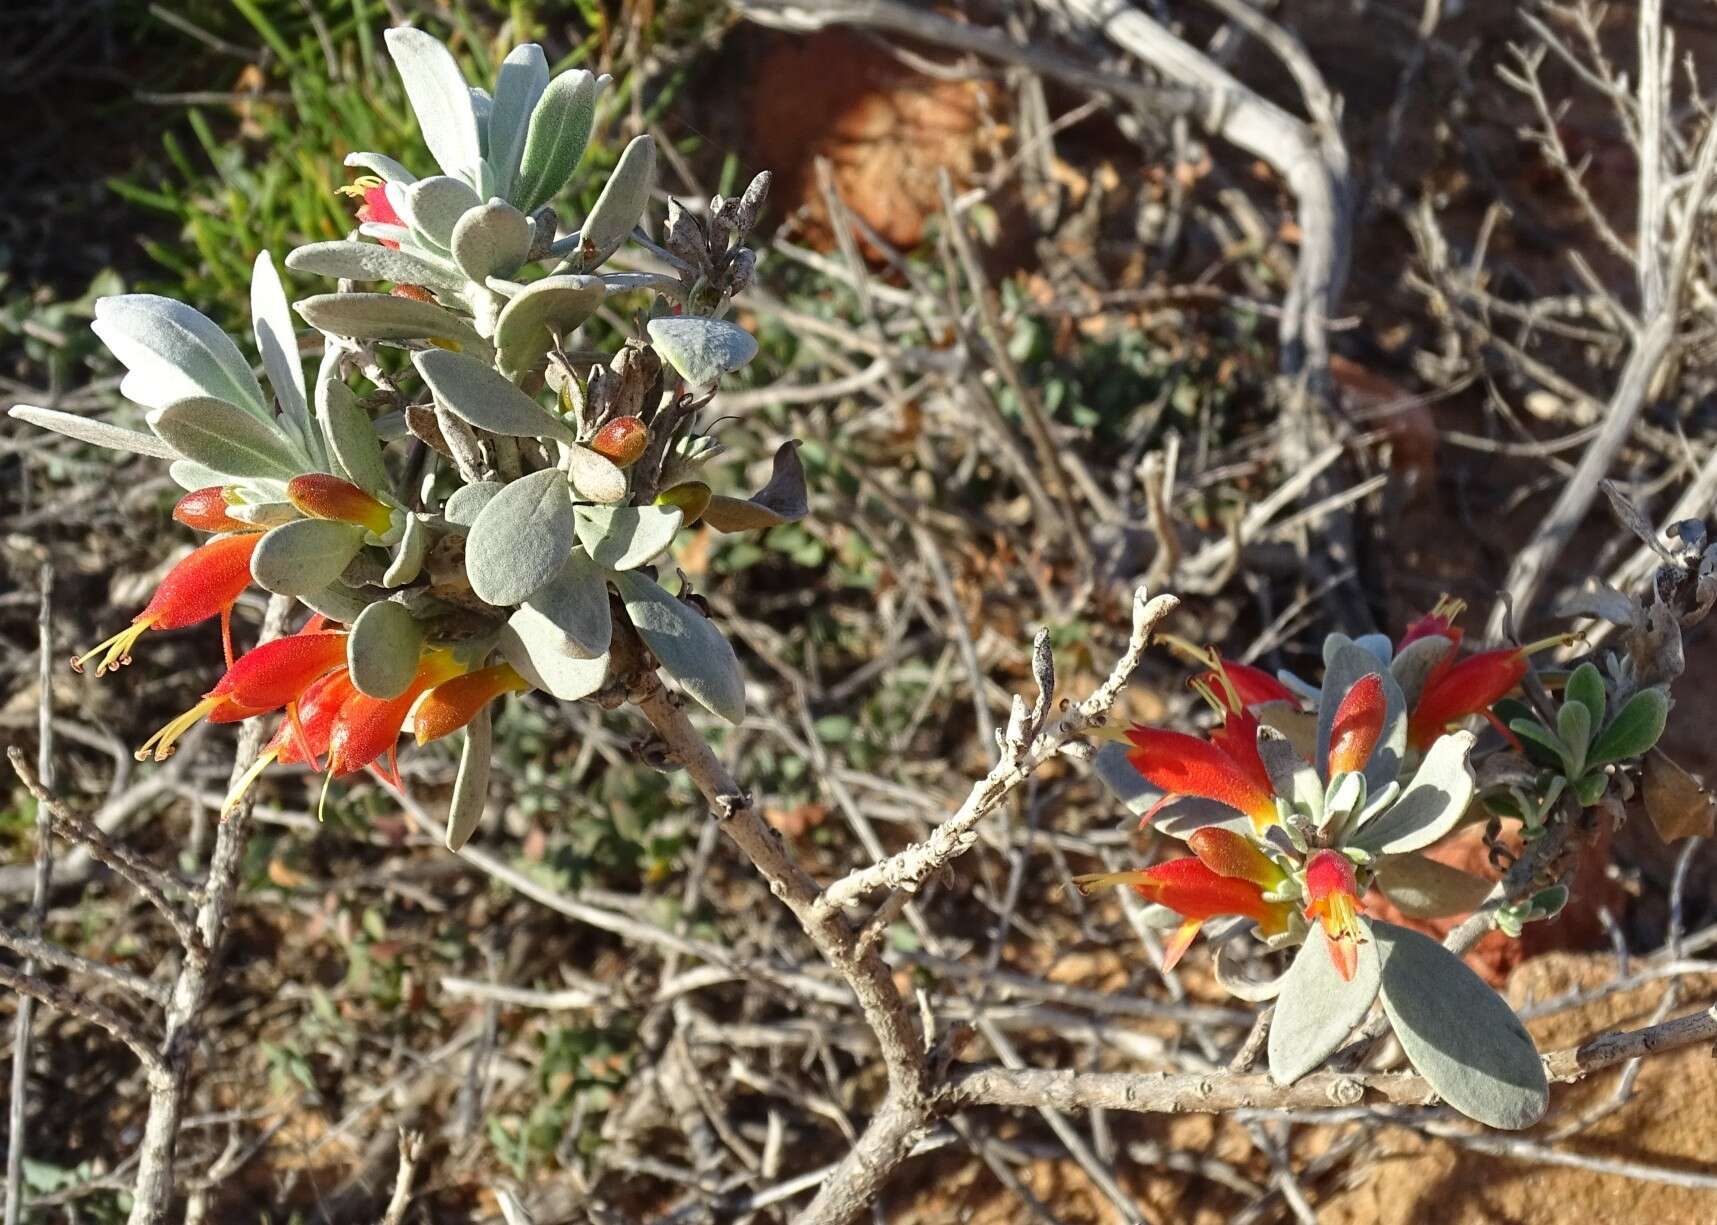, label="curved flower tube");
[73,532,262,676]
